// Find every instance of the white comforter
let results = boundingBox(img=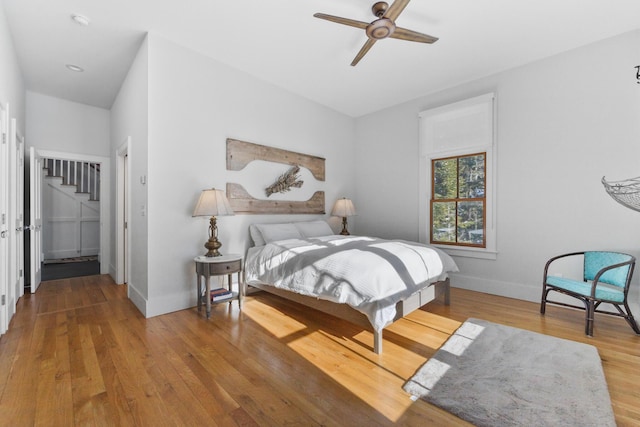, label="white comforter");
[245,235,459,331]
